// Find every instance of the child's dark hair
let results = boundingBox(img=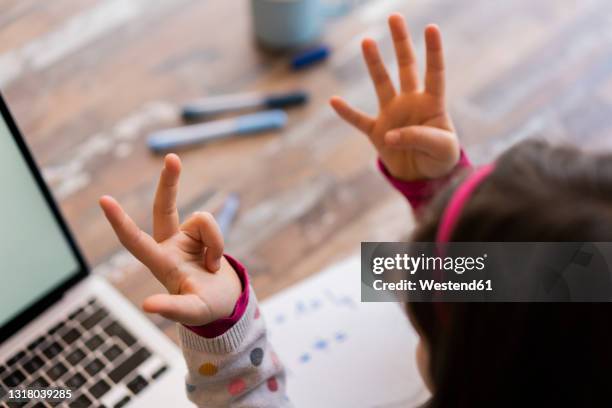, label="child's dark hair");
[408,140,612,407]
